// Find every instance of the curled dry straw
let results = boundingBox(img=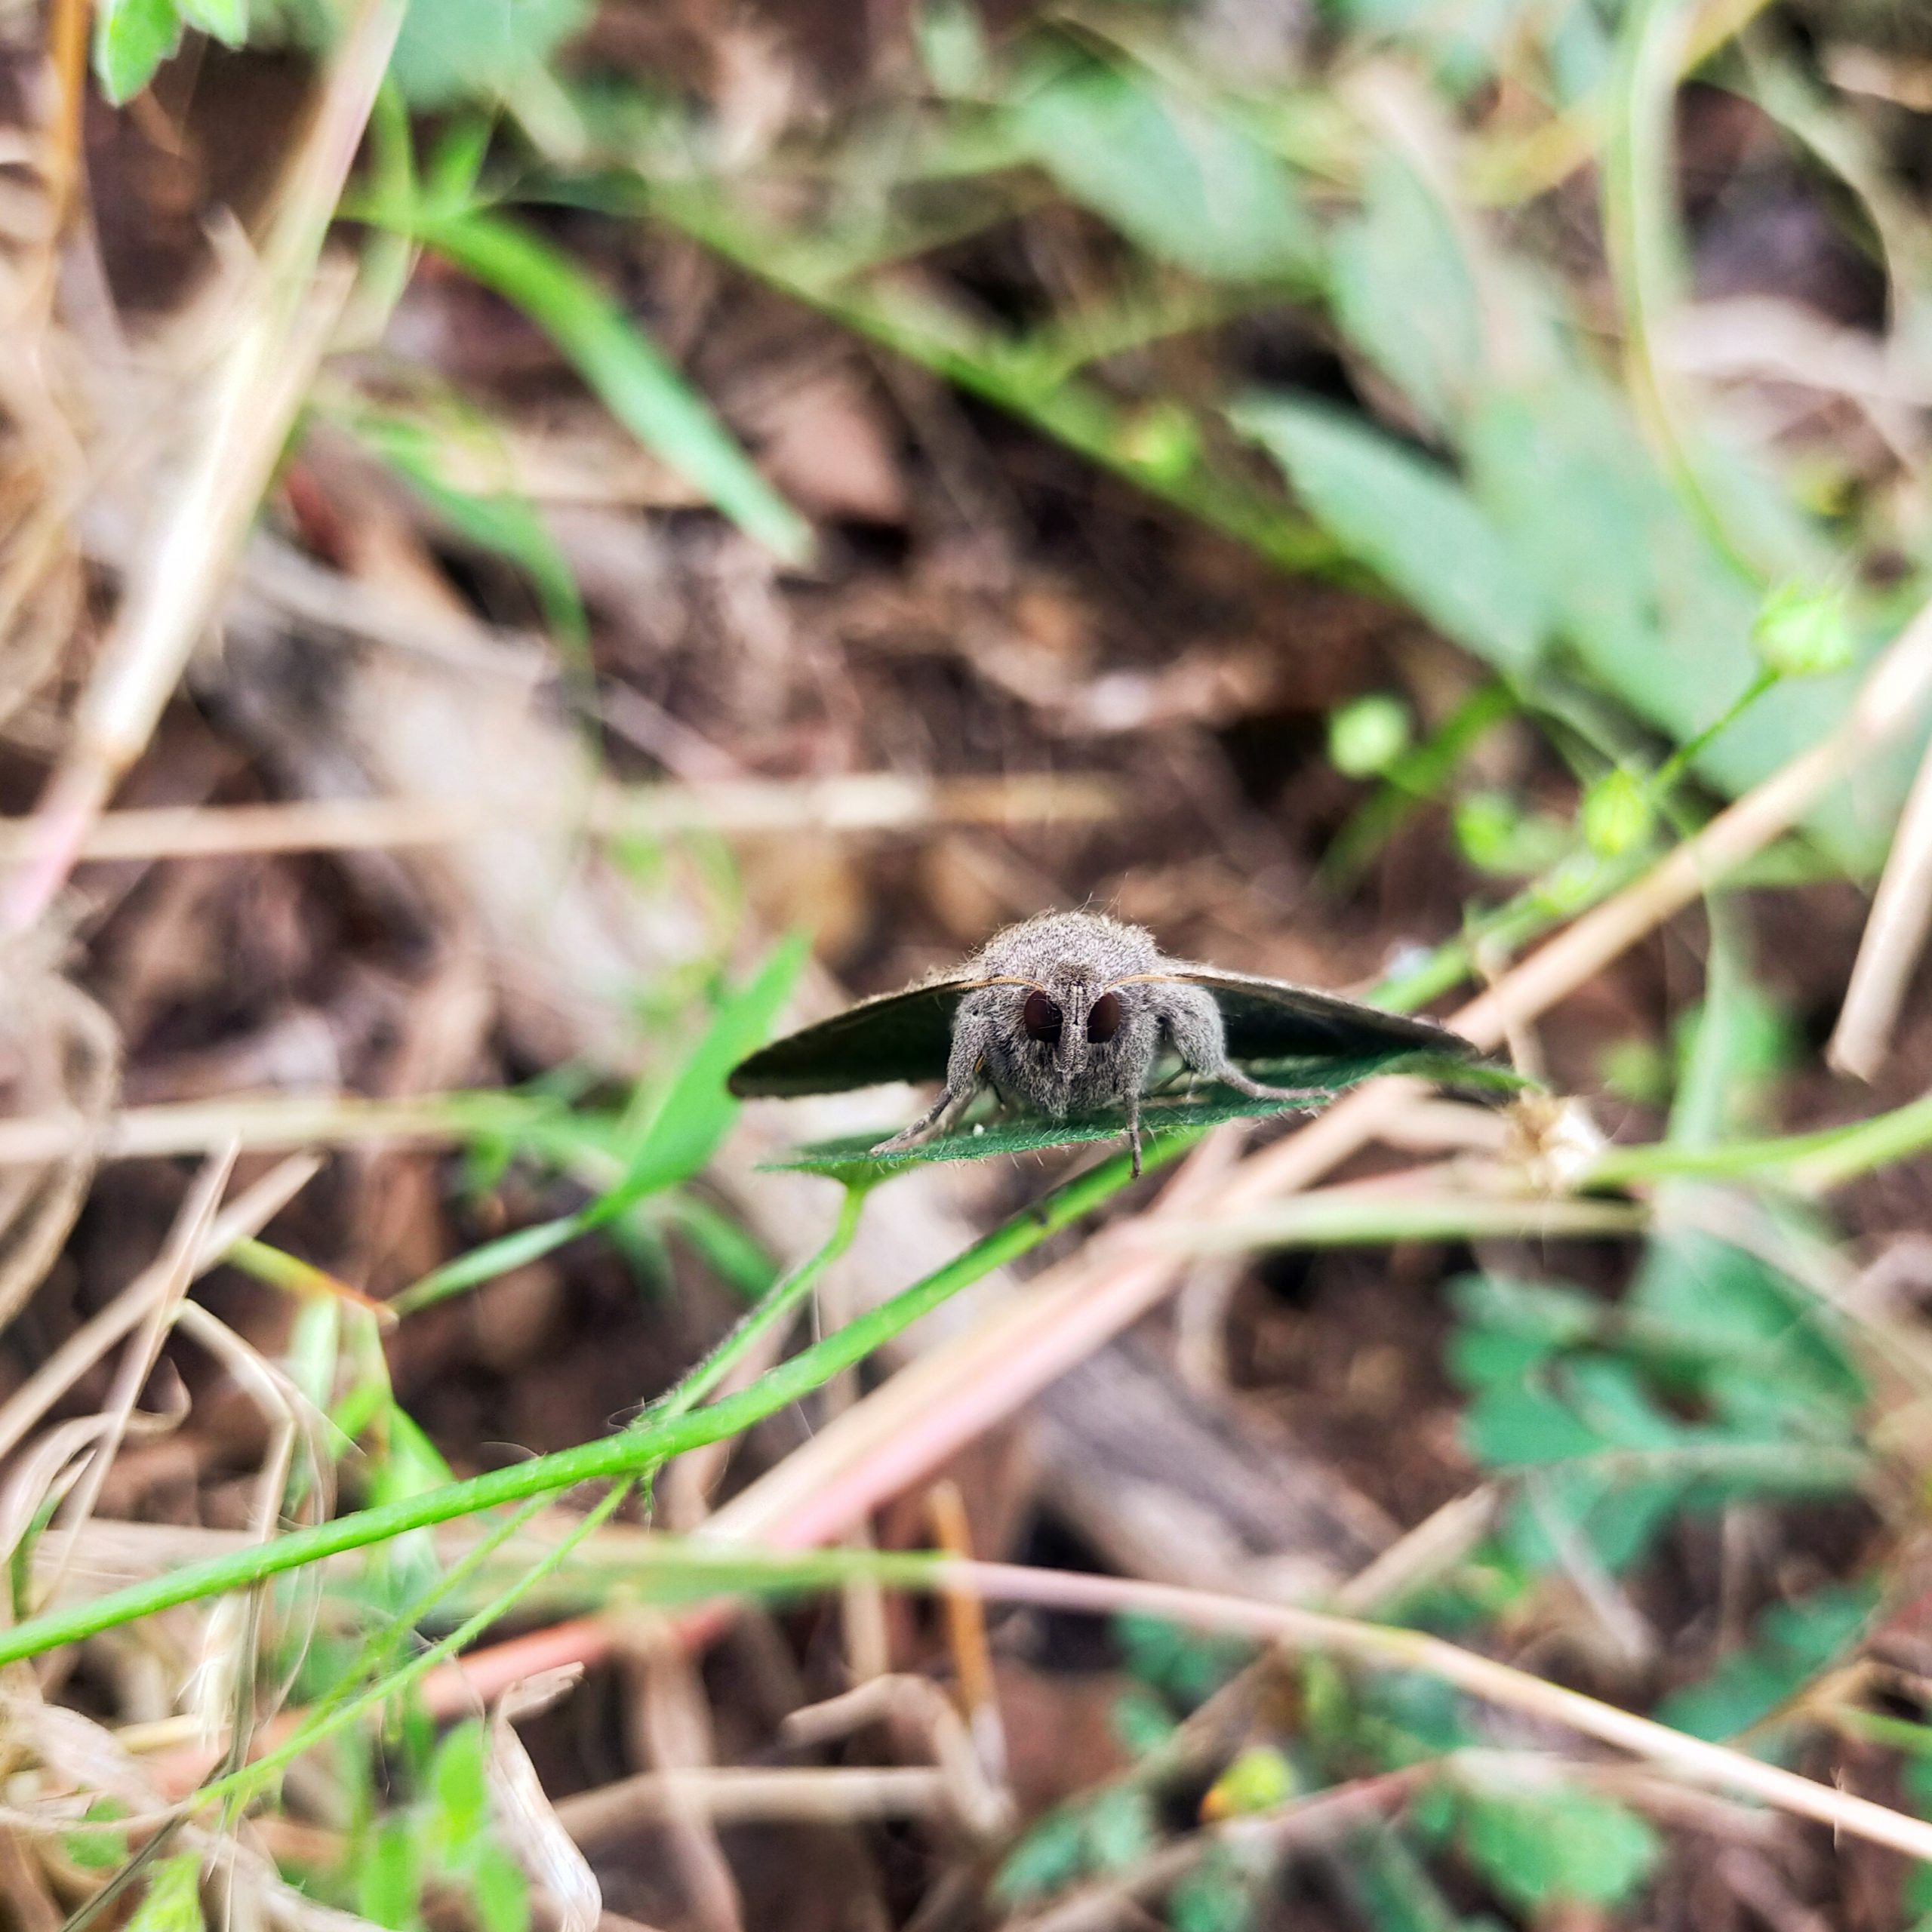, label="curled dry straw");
[0,949,118,1331]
